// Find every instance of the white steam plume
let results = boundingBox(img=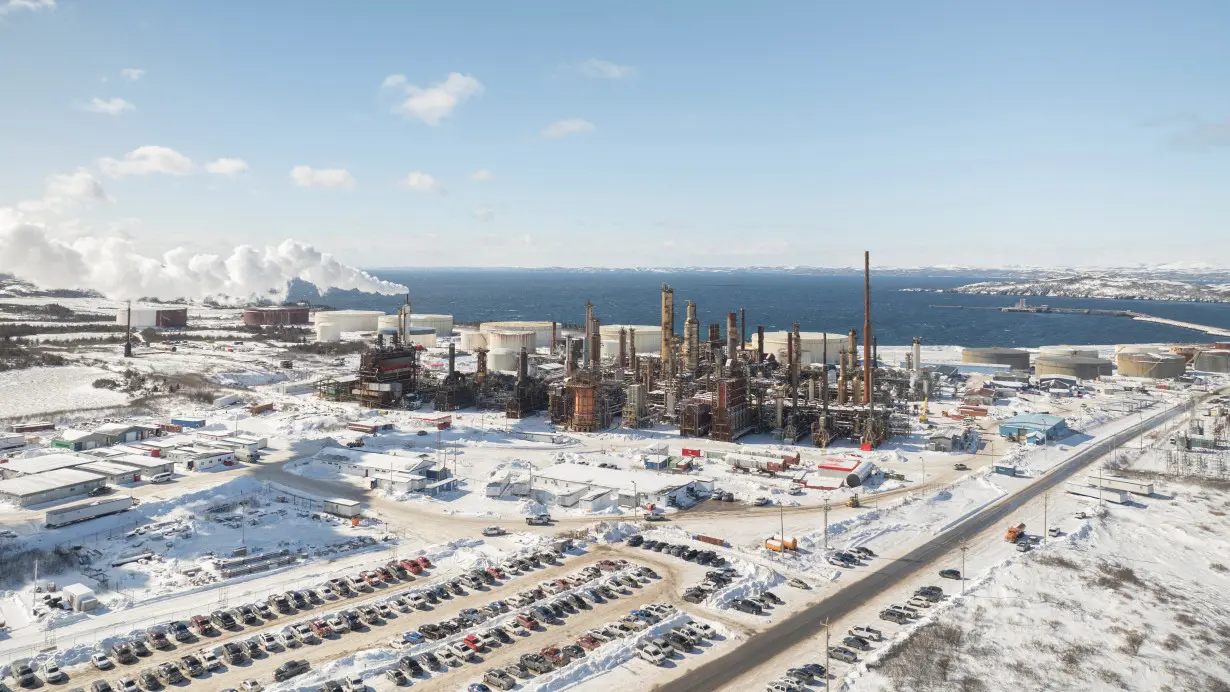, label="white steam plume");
[0,215,407,302]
